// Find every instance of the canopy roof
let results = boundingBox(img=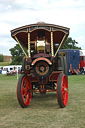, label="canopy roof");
[11,22,70,49]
